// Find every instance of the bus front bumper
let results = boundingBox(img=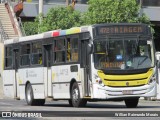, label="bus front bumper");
[92,81,156,99]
